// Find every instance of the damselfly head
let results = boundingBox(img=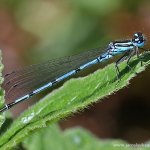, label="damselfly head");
[132,32,146,47]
